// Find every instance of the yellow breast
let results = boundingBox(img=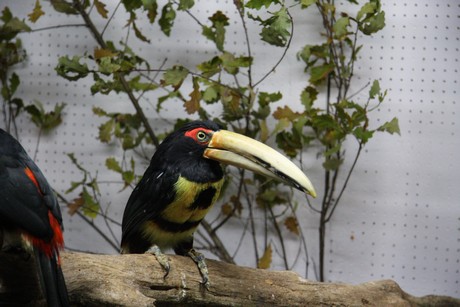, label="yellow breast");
[141,176,224,248]
[161,176,223,223]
